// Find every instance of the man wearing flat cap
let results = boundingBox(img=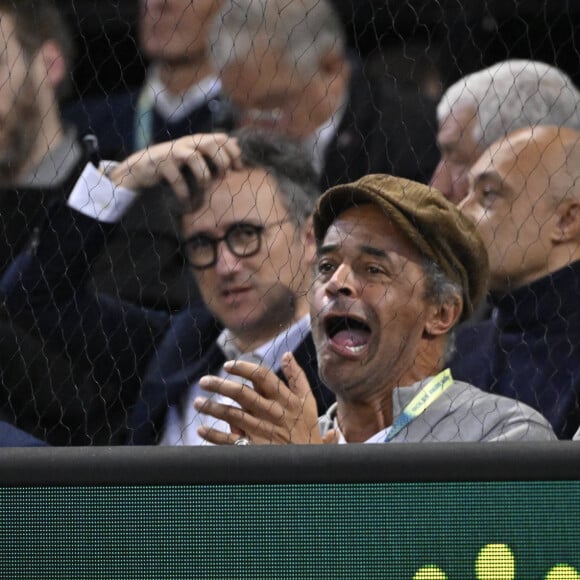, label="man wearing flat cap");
[195,174,556,444]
